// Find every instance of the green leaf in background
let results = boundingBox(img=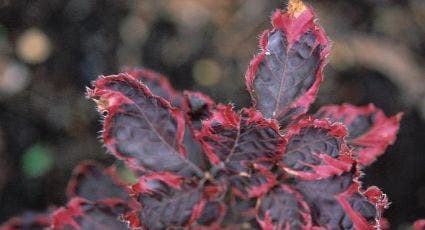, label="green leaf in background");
[22,144,53,177]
